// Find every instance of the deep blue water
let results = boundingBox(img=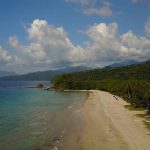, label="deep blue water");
[0,81,86,150]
